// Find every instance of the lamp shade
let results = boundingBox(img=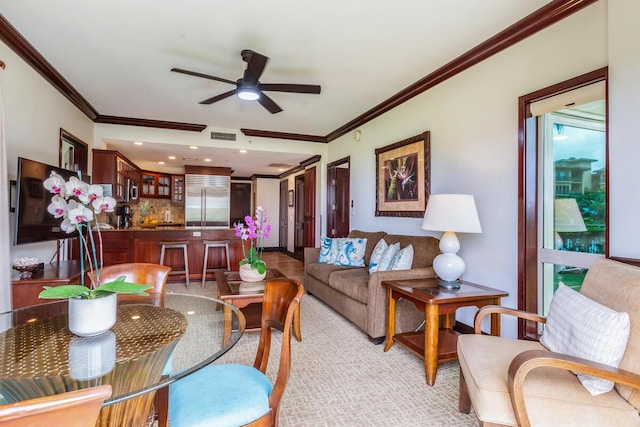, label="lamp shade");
[421,194,482,233]
[554,198,586,232]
